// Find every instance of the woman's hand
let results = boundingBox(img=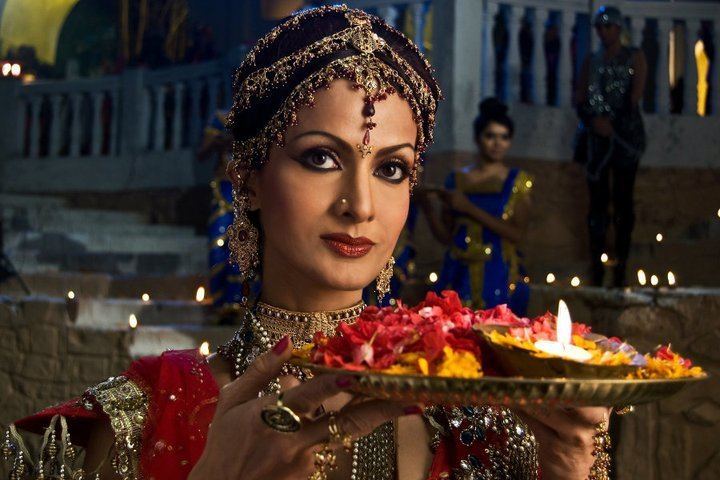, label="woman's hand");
[516,406,611,480]
[438,190,474,215]
[190,337,419,480]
